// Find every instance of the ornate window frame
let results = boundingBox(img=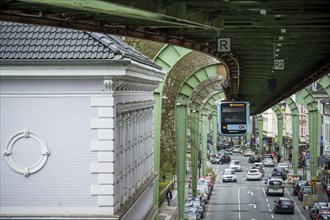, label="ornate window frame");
[3,130,50,176]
